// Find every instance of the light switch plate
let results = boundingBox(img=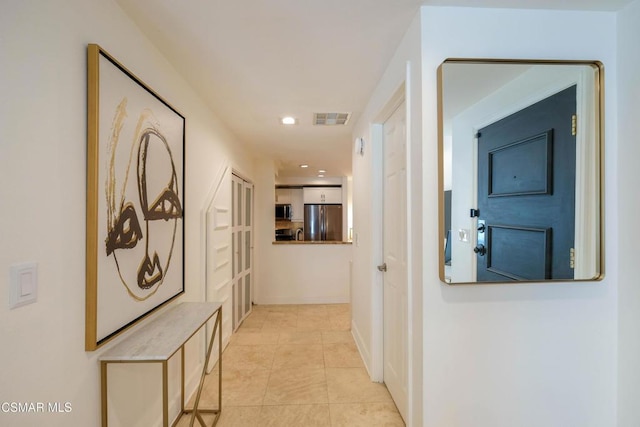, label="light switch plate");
[458,229,470,243]
[9,262,38,309]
